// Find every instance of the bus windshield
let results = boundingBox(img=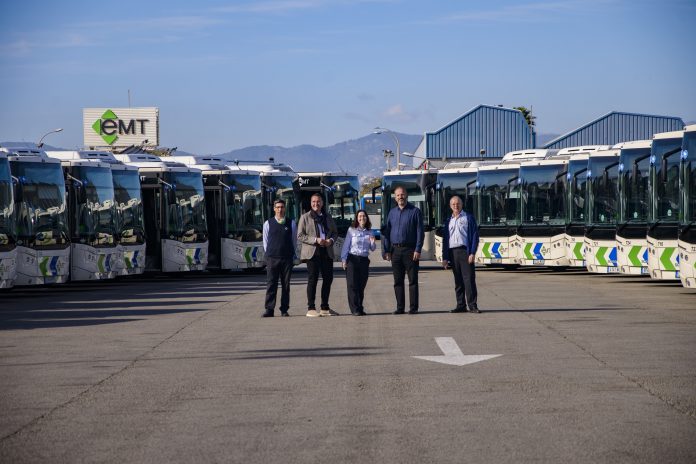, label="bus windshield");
[519,164,566,226]
[681,131,696,225]
[437,172,477,223]
[165,171,208,243]
[477,168,519,226]
[264,174,300,223]
[112,169,145,245]
[587,156,620,226]
[11,160,69,248]
[72,165,117,246]
[382,173,436,228]
[324,175,359,234]
[650,137,682,223]
[618,148,651,224]
[0,157,16,247]
[568,159,588,225]
[224,173,263,242]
